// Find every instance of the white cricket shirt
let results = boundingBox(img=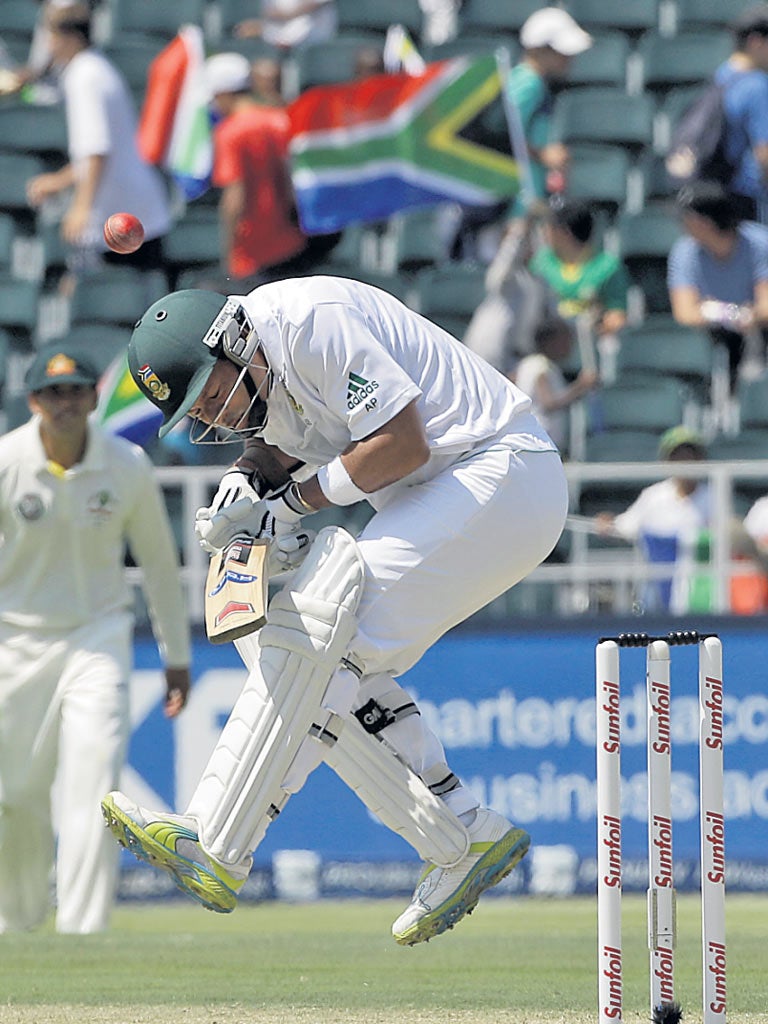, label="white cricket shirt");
[613,478,711,543]
[242,276,557,491]
[0,417,189,664]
